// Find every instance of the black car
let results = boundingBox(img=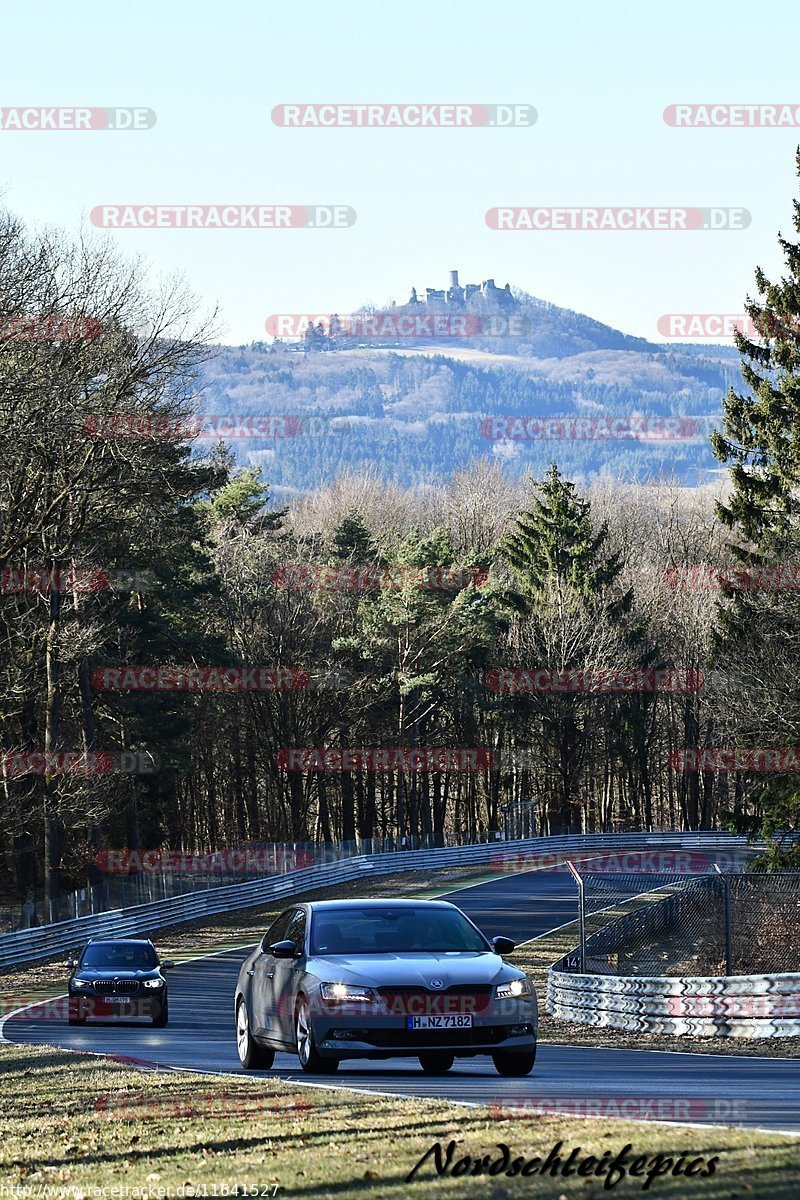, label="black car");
[66,938,174,1027]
